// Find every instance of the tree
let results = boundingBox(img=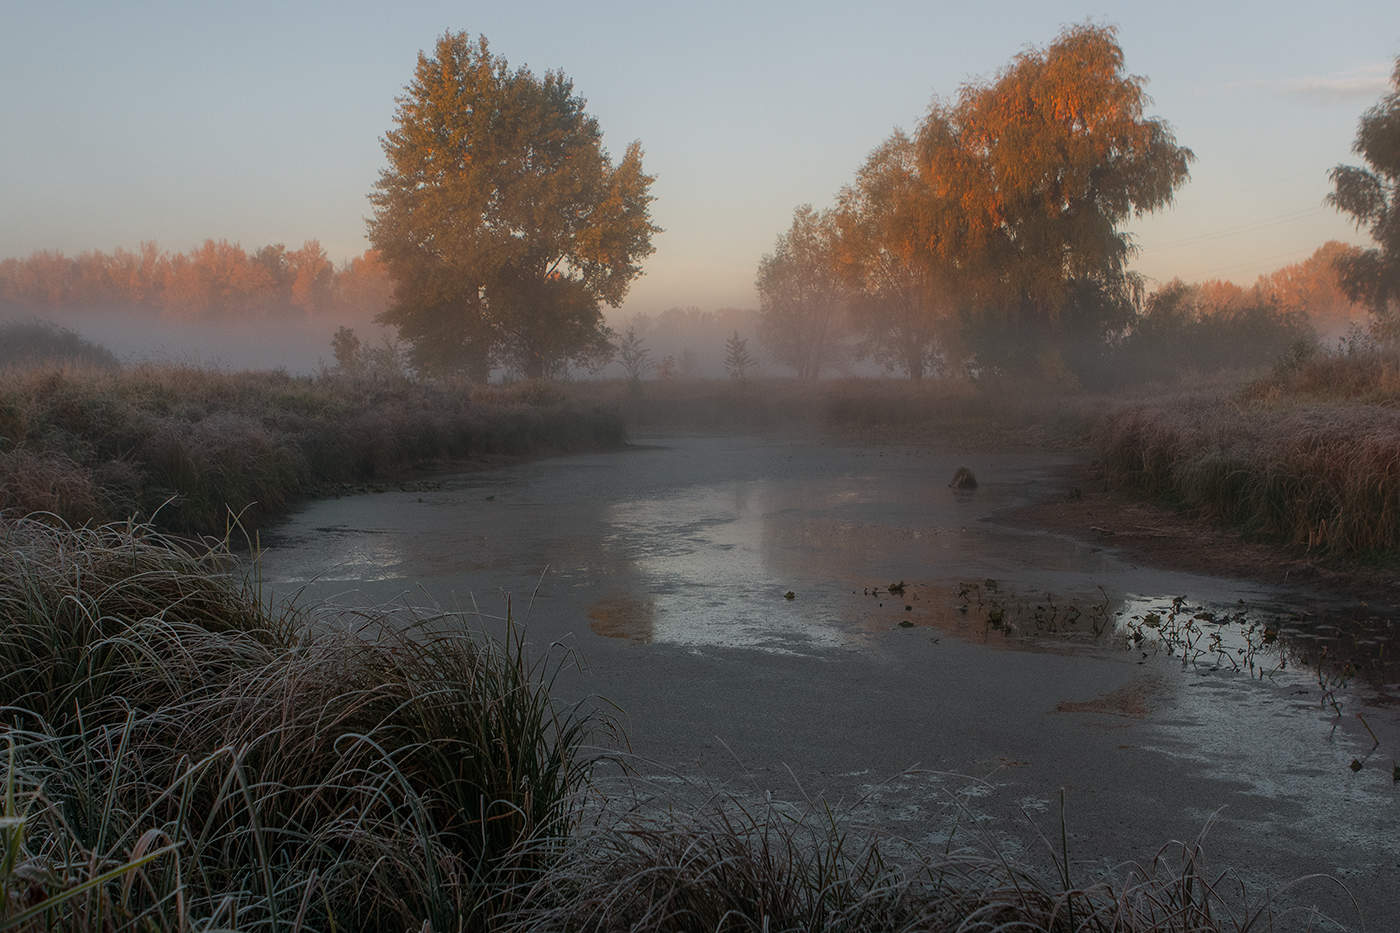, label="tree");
[368,32,659,381]
[834,131,955,379]
[331,325,362,372]
[616,327,651,387]
[287,240,335,315]
[916,23,1193,377]
[755,206,850,380]
[1328,56,1400,333]
[1254,241,1368,337]
[723,331,755,382]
